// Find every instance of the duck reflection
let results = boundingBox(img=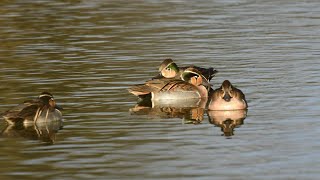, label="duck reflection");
[208,110,247,137]
[130,97,206,124]
[1,120,63,145]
